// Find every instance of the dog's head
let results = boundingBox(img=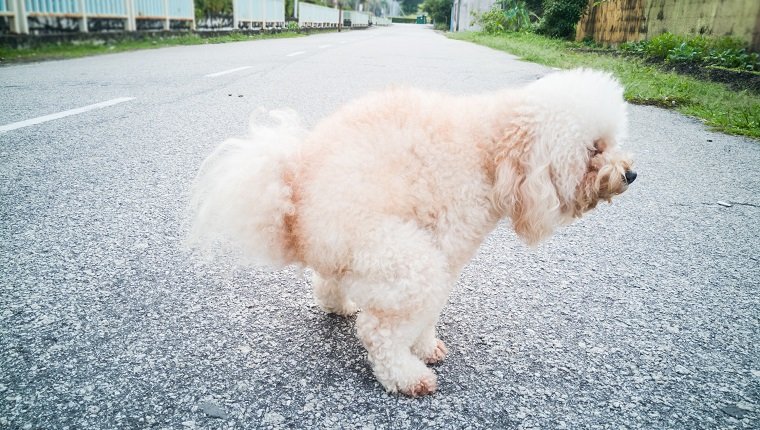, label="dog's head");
[491,69,635,246]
